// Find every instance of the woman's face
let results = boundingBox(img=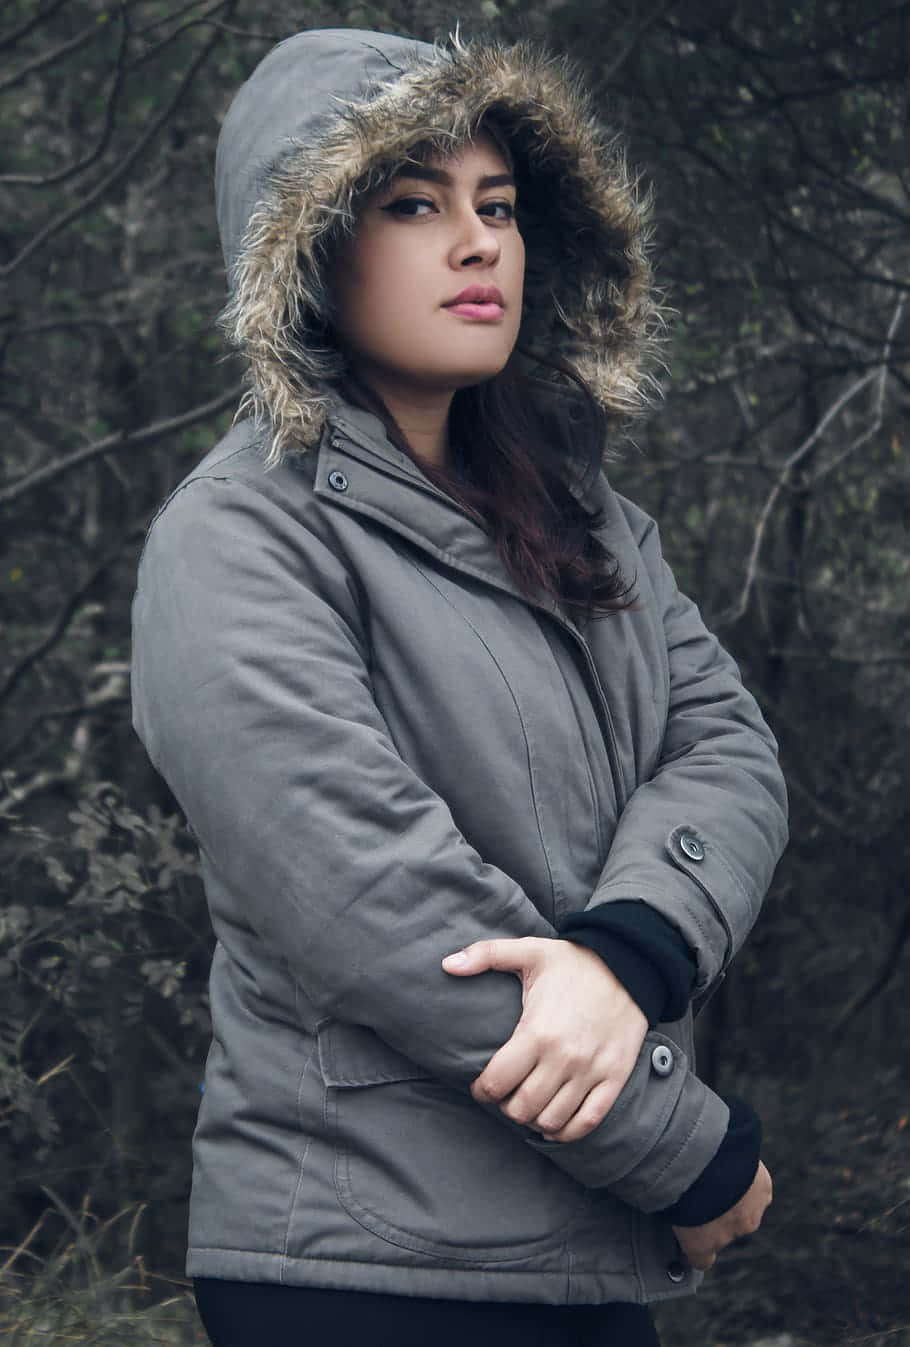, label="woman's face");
[329,131,525,401]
